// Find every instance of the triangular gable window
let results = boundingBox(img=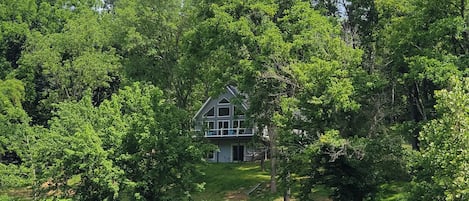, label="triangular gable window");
[219,98,230,104]
[204,107,215,117]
